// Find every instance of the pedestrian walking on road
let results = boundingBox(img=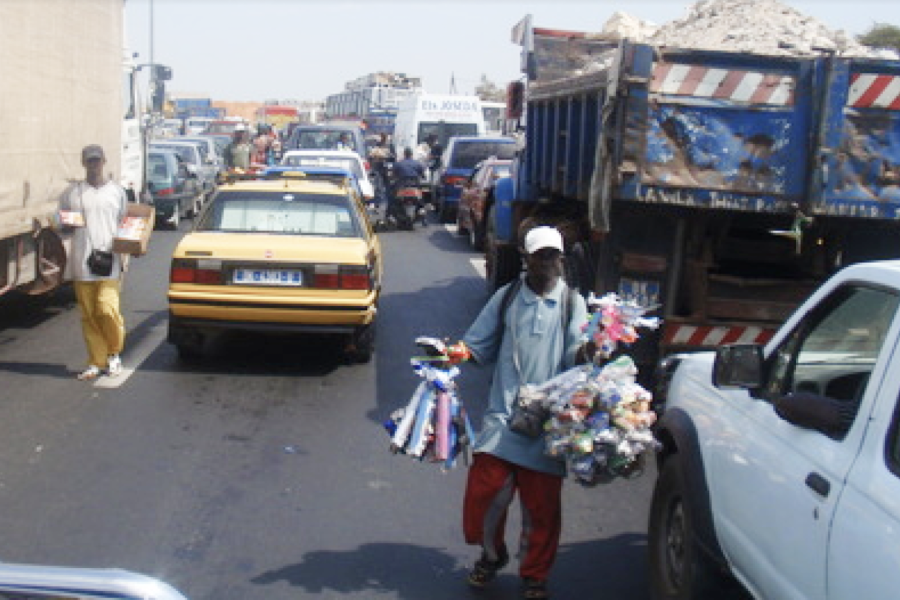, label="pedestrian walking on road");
[58,144,128,381]
[454,226,593,599]
[223,125,252,170]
